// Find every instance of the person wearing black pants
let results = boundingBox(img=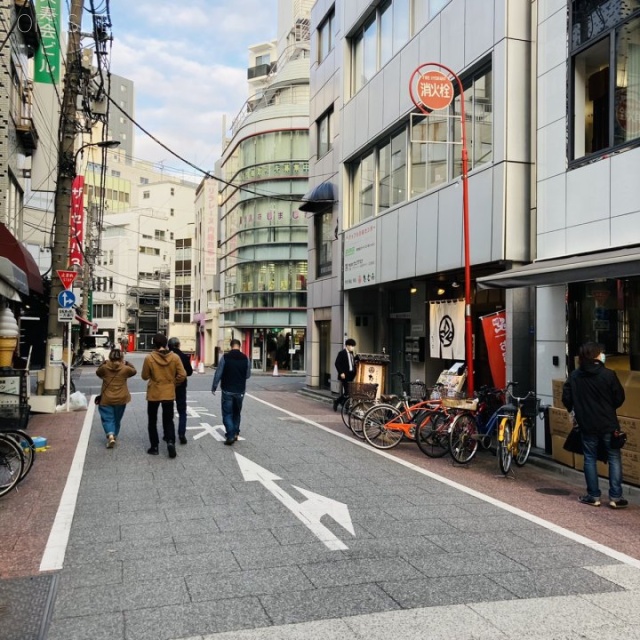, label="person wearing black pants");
[168,337,194,444]
[333,338,357,411]
[141,334,187,458]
